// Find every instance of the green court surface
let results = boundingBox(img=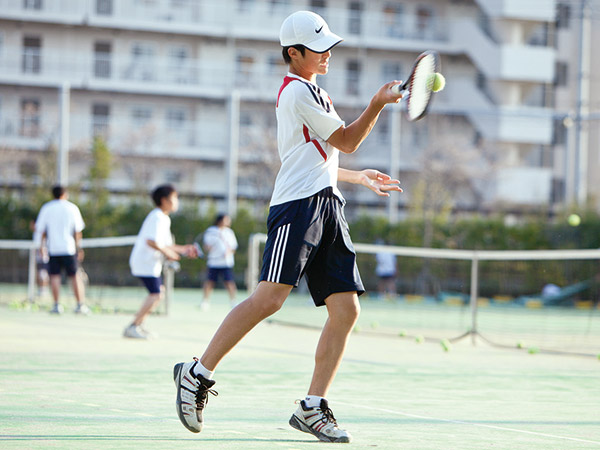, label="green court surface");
[1,289,600,450]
